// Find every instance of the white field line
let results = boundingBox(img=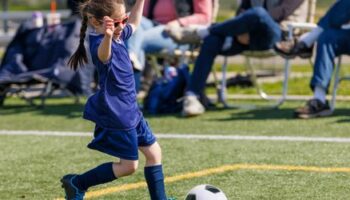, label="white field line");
[1,130,350,143]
